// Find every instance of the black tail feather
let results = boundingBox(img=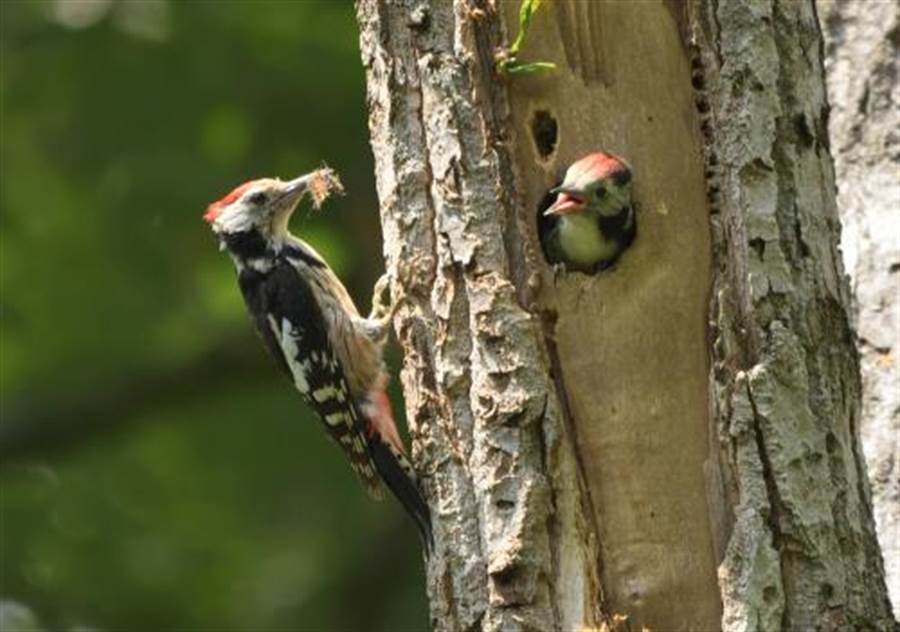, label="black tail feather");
[368,439,434,557]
